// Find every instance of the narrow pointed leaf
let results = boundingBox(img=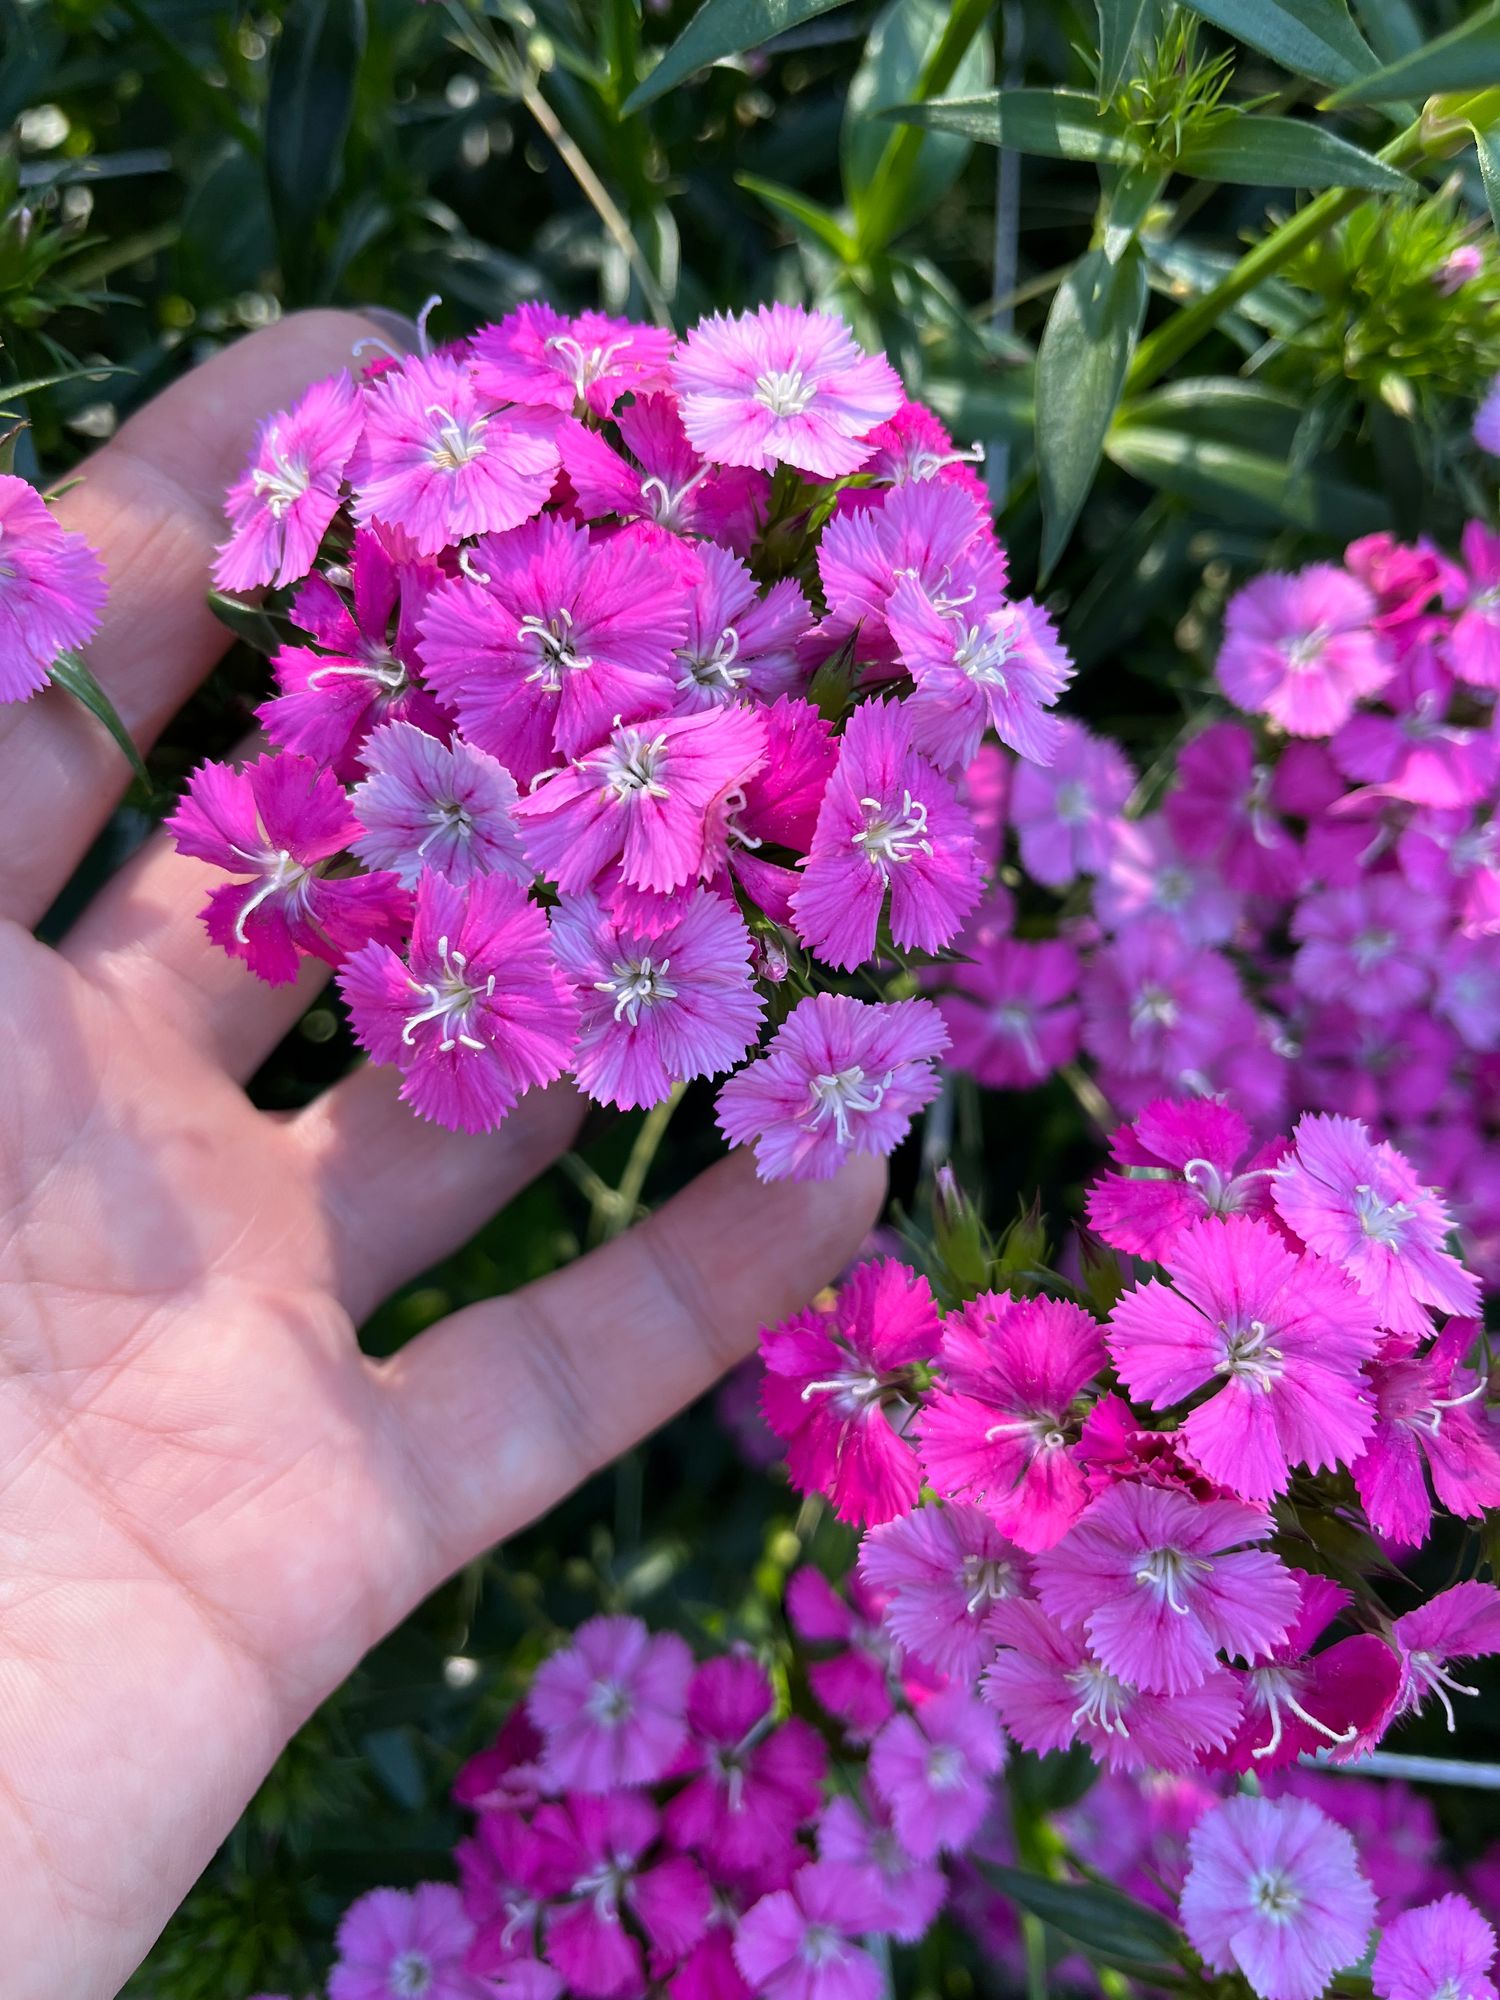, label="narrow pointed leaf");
[1471,122,1500,231]
[265,0,367,258]
[1175,114,1415,189]
[883,89,1140,163]
[48,651,150,786]
[1097,0,1162,101]
[980,1864,1185,1972]
[1106,421,1388,534]
[735,173,857,259]
[207,588,300,658]
[624,0,849,113]
[1178,0,1378,86]
[1327,0,1500,100]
